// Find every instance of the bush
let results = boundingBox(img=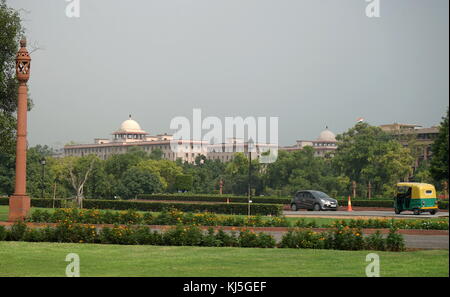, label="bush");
[364,231,386,251]
[330,218,449,230]
[385,228,405,251]
[439,200,448,209]
[324,226,365,251]
[0,226,7,241]
[280,227,405,251]
[278,229,325,249]
[9,221,28,241]
[238,229,276,248]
